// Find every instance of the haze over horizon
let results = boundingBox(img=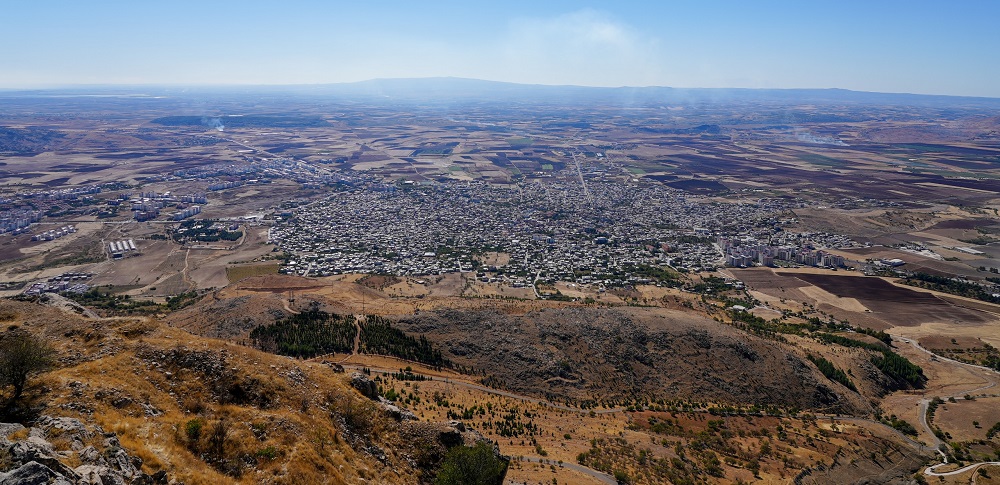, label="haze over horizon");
[3,1,999,98]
